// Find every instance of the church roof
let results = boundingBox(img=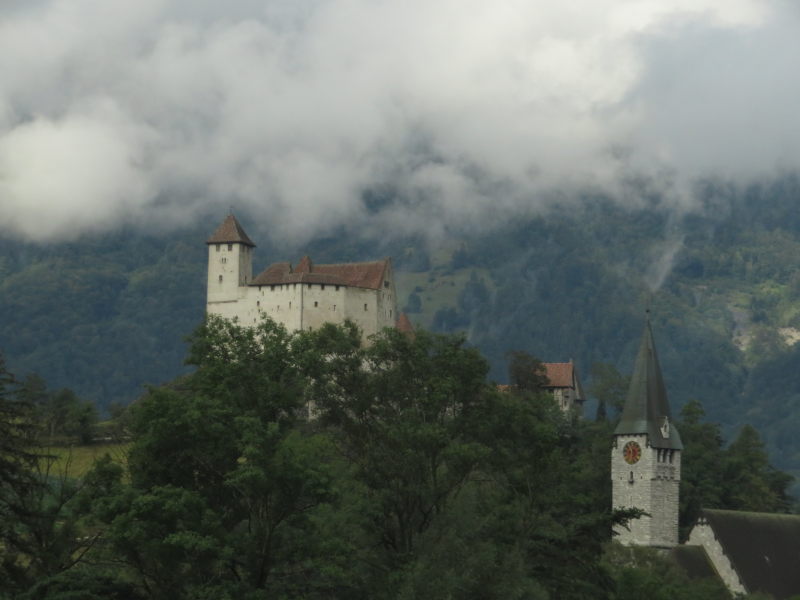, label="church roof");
[614,317,682,449]
[206,214,256,247]
[251,257,390,290]
[668,545,718,581]
[696,509,800,599]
